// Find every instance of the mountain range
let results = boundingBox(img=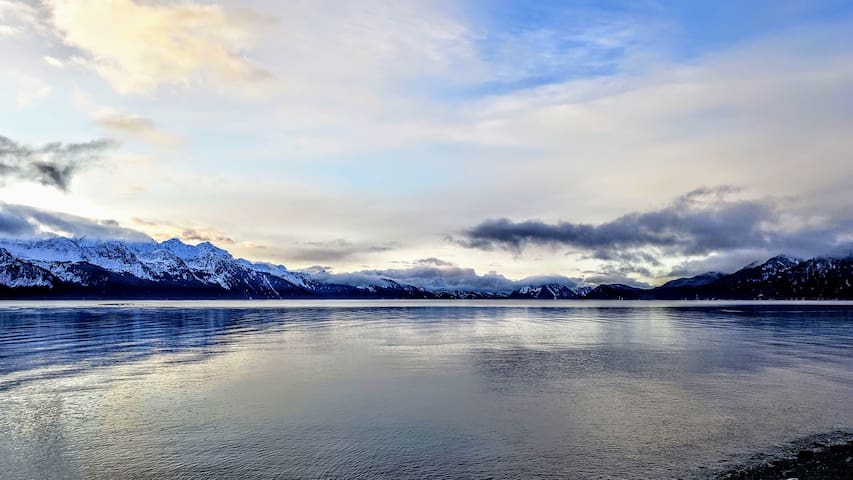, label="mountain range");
[0,237,851,300]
